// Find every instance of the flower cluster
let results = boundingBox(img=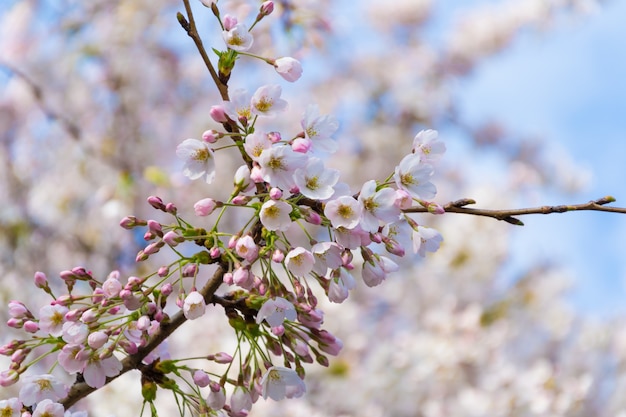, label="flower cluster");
[0,1,445,416]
